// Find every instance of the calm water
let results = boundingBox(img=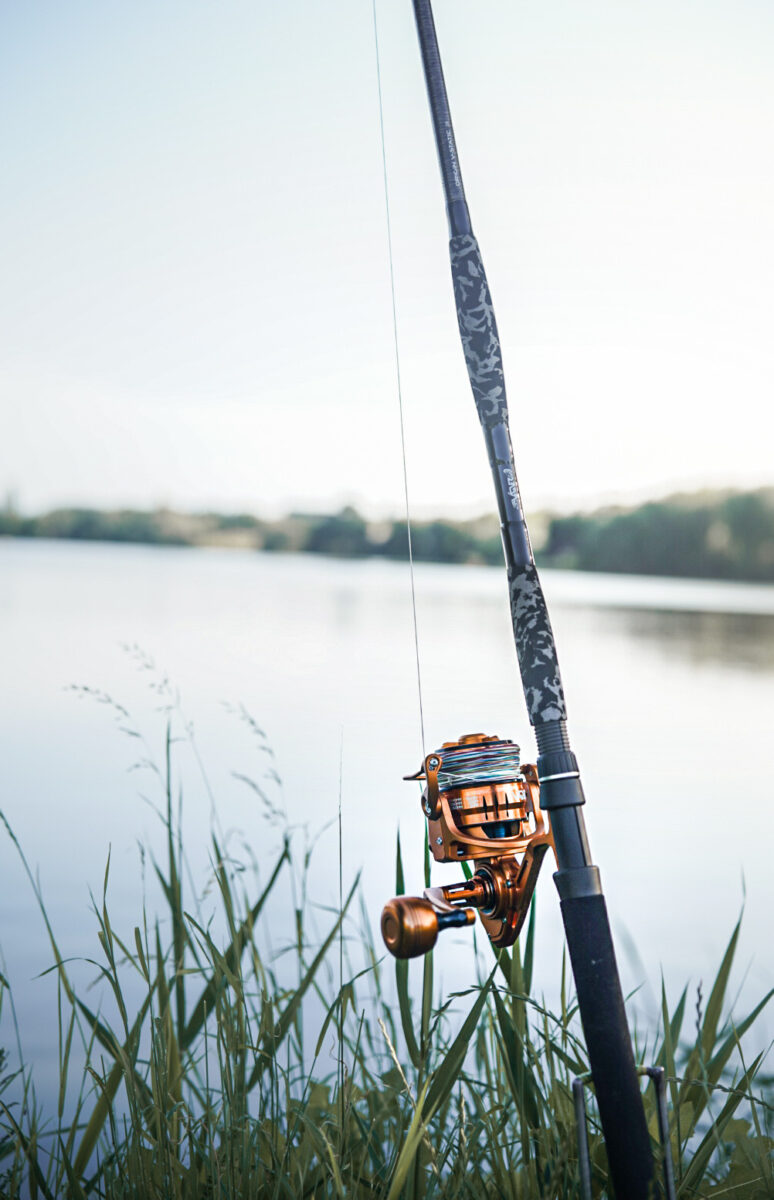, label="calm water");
[2,539,774,1102]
